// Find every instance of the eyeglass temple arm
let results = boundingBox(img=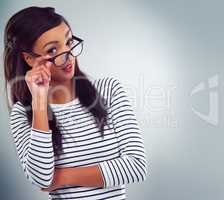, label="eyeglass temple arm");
[72,35,84,42]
